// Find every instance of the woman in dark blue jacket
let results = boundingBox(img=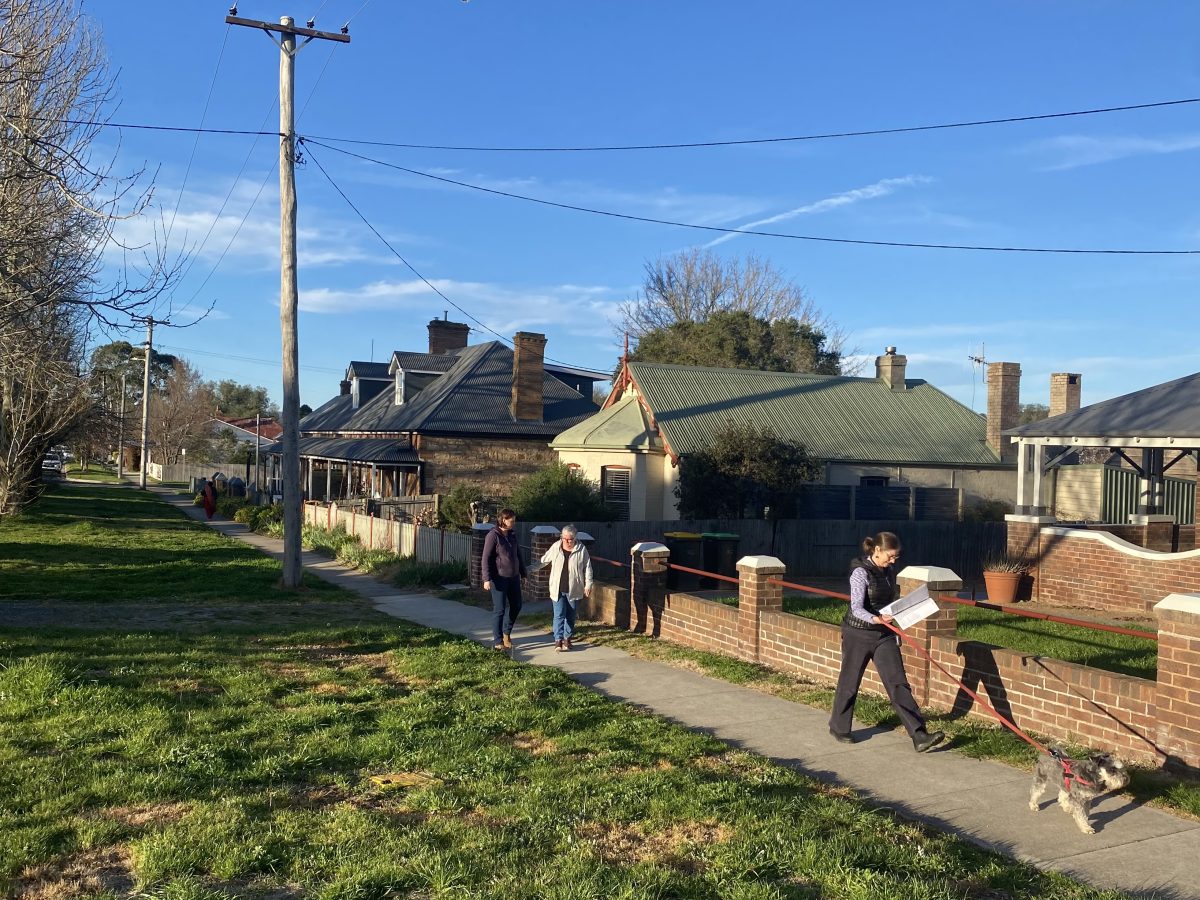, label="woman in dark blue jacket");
[481,508,526,650]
